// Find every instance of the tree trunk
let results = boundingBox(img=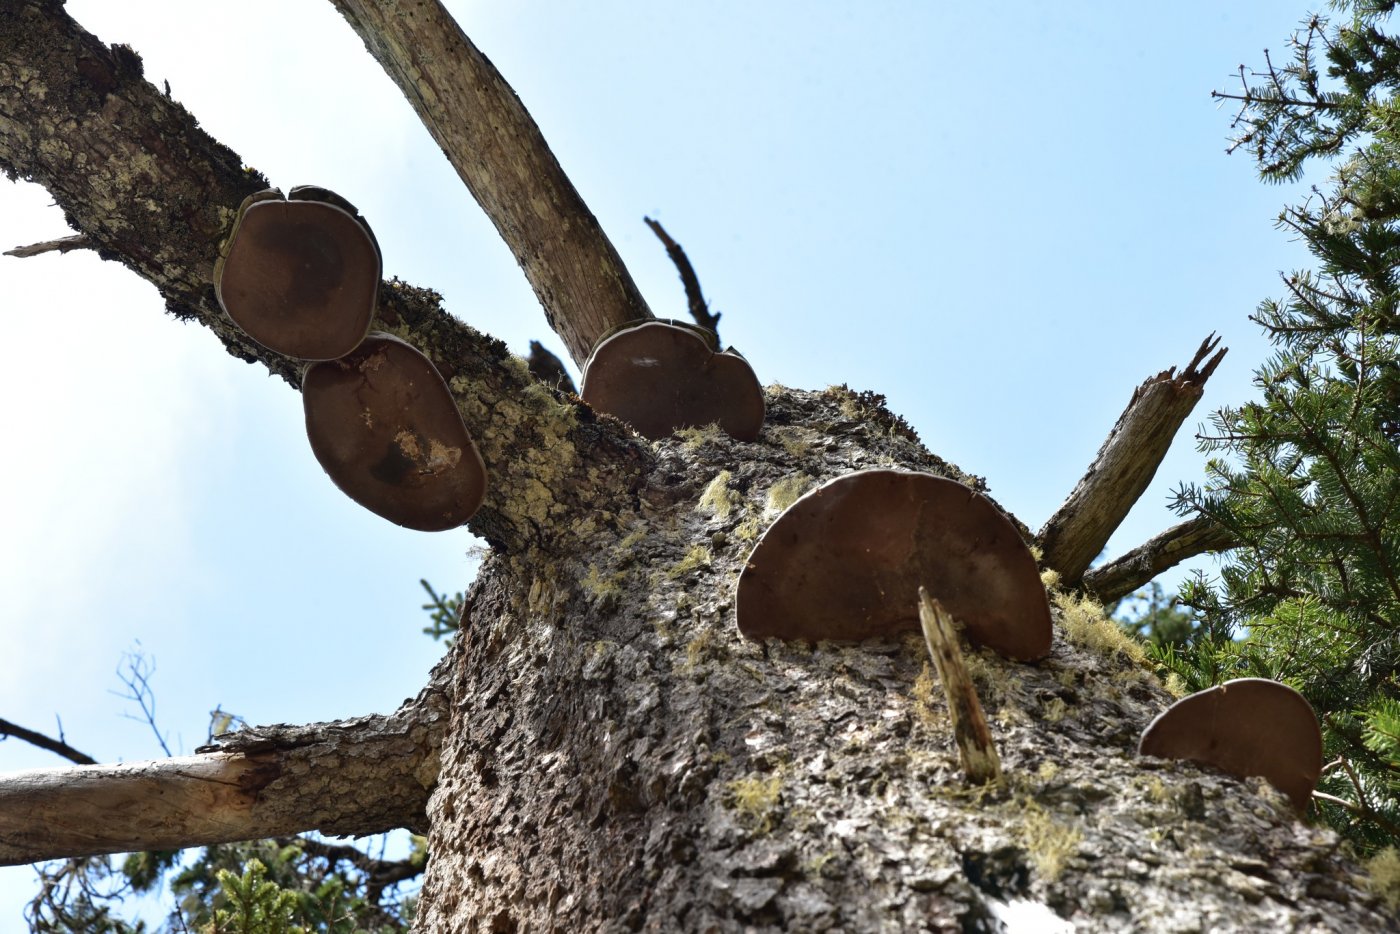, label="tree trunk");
[0,2,1393,931]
